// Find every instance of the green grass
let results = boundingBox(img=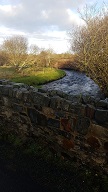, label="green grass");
[11,68,65,86]
[0,66,65,86]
